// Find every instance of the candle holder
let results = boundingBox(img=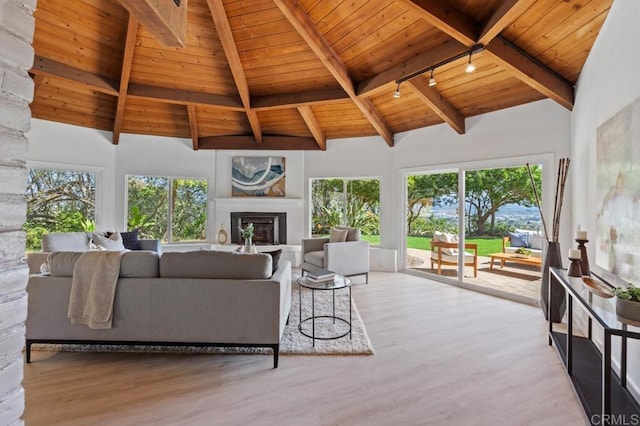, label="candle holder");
[575,239,590,276]
[568,257,582,277]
